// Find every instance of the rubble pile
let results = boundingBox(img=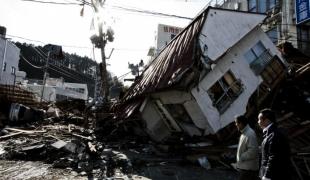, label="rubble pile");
[271,63,310,180]
[0,101,238,179]
[0,107,134,179]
